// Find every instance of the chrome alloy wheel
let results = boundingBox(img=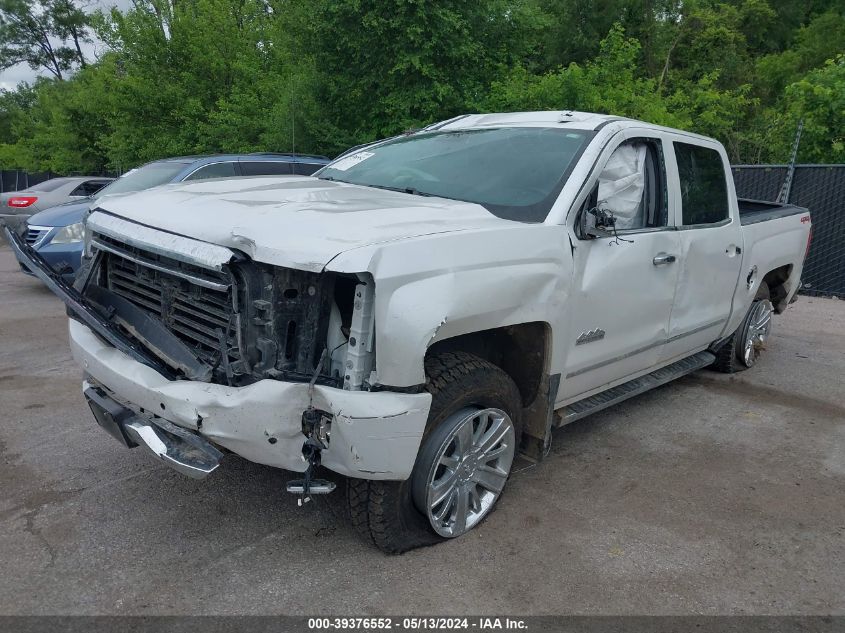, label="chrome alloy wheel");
[422,407,516,538]
[741,299,774,367]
